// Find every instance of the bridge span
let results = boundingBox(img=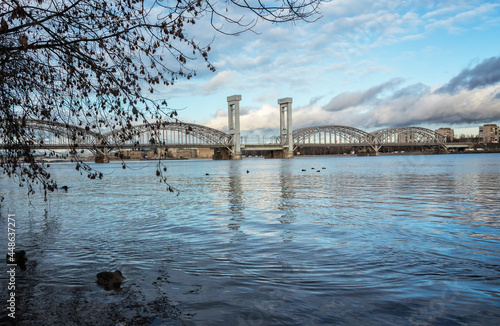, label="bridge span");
[2,96,456,162]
